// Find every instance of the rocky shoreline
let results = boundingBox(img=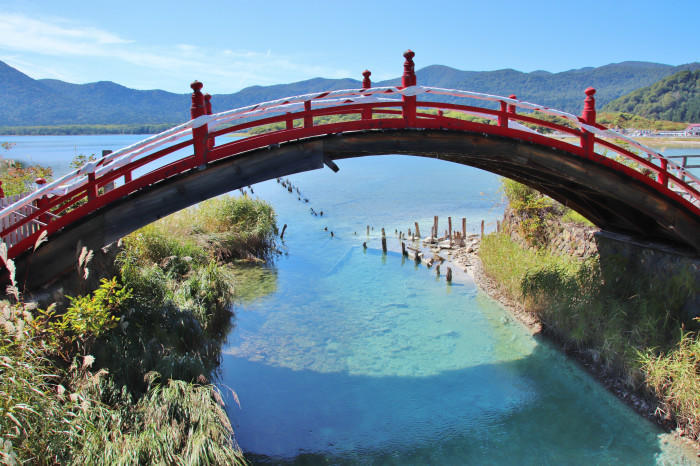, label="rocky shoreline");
[444,236,700,457]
